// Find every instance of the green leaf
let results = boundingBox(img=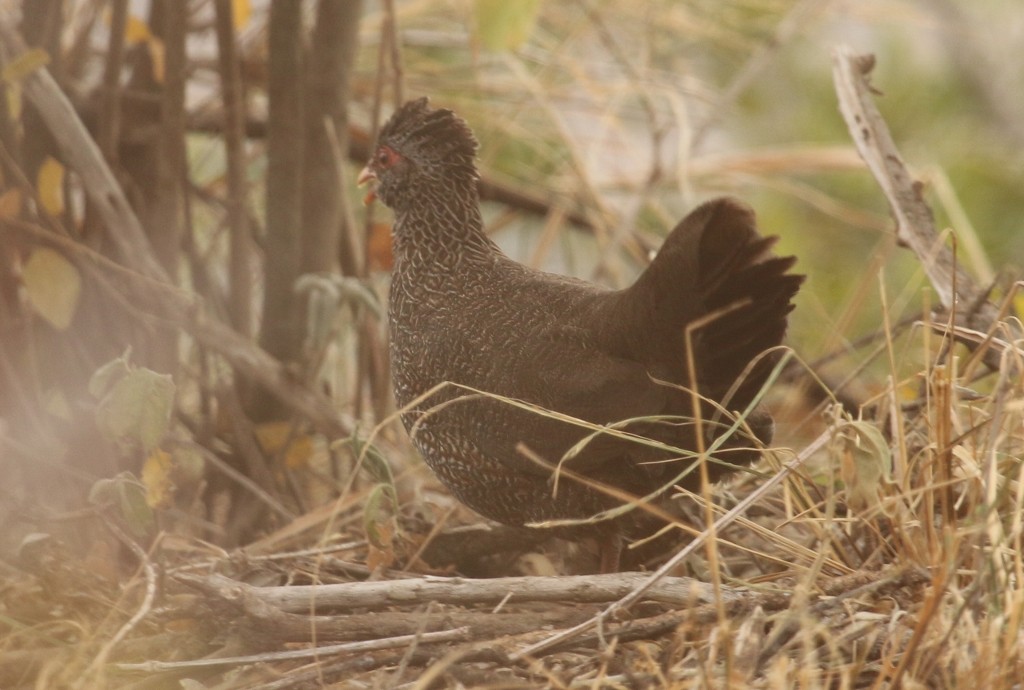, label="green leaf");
[95,366,175,453]
[88,350,132,399]
[363,483,398,550]
[474,0,542,52]
[337,433,394,487]
[89,472,156,538]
